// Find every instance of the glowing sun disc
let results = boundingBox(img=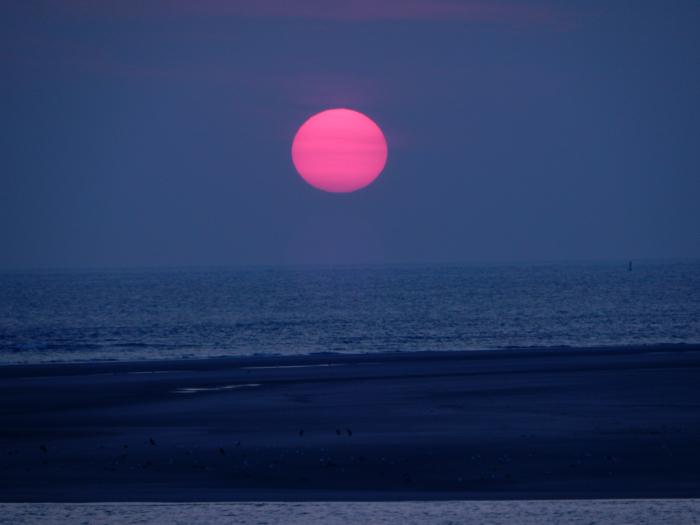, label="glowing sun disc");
[291,108,388,193]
